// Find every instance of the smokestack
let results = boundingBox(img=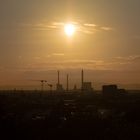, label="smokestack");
[81,69,84,90]
[66,74,69,91]
[58,70,60,84]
